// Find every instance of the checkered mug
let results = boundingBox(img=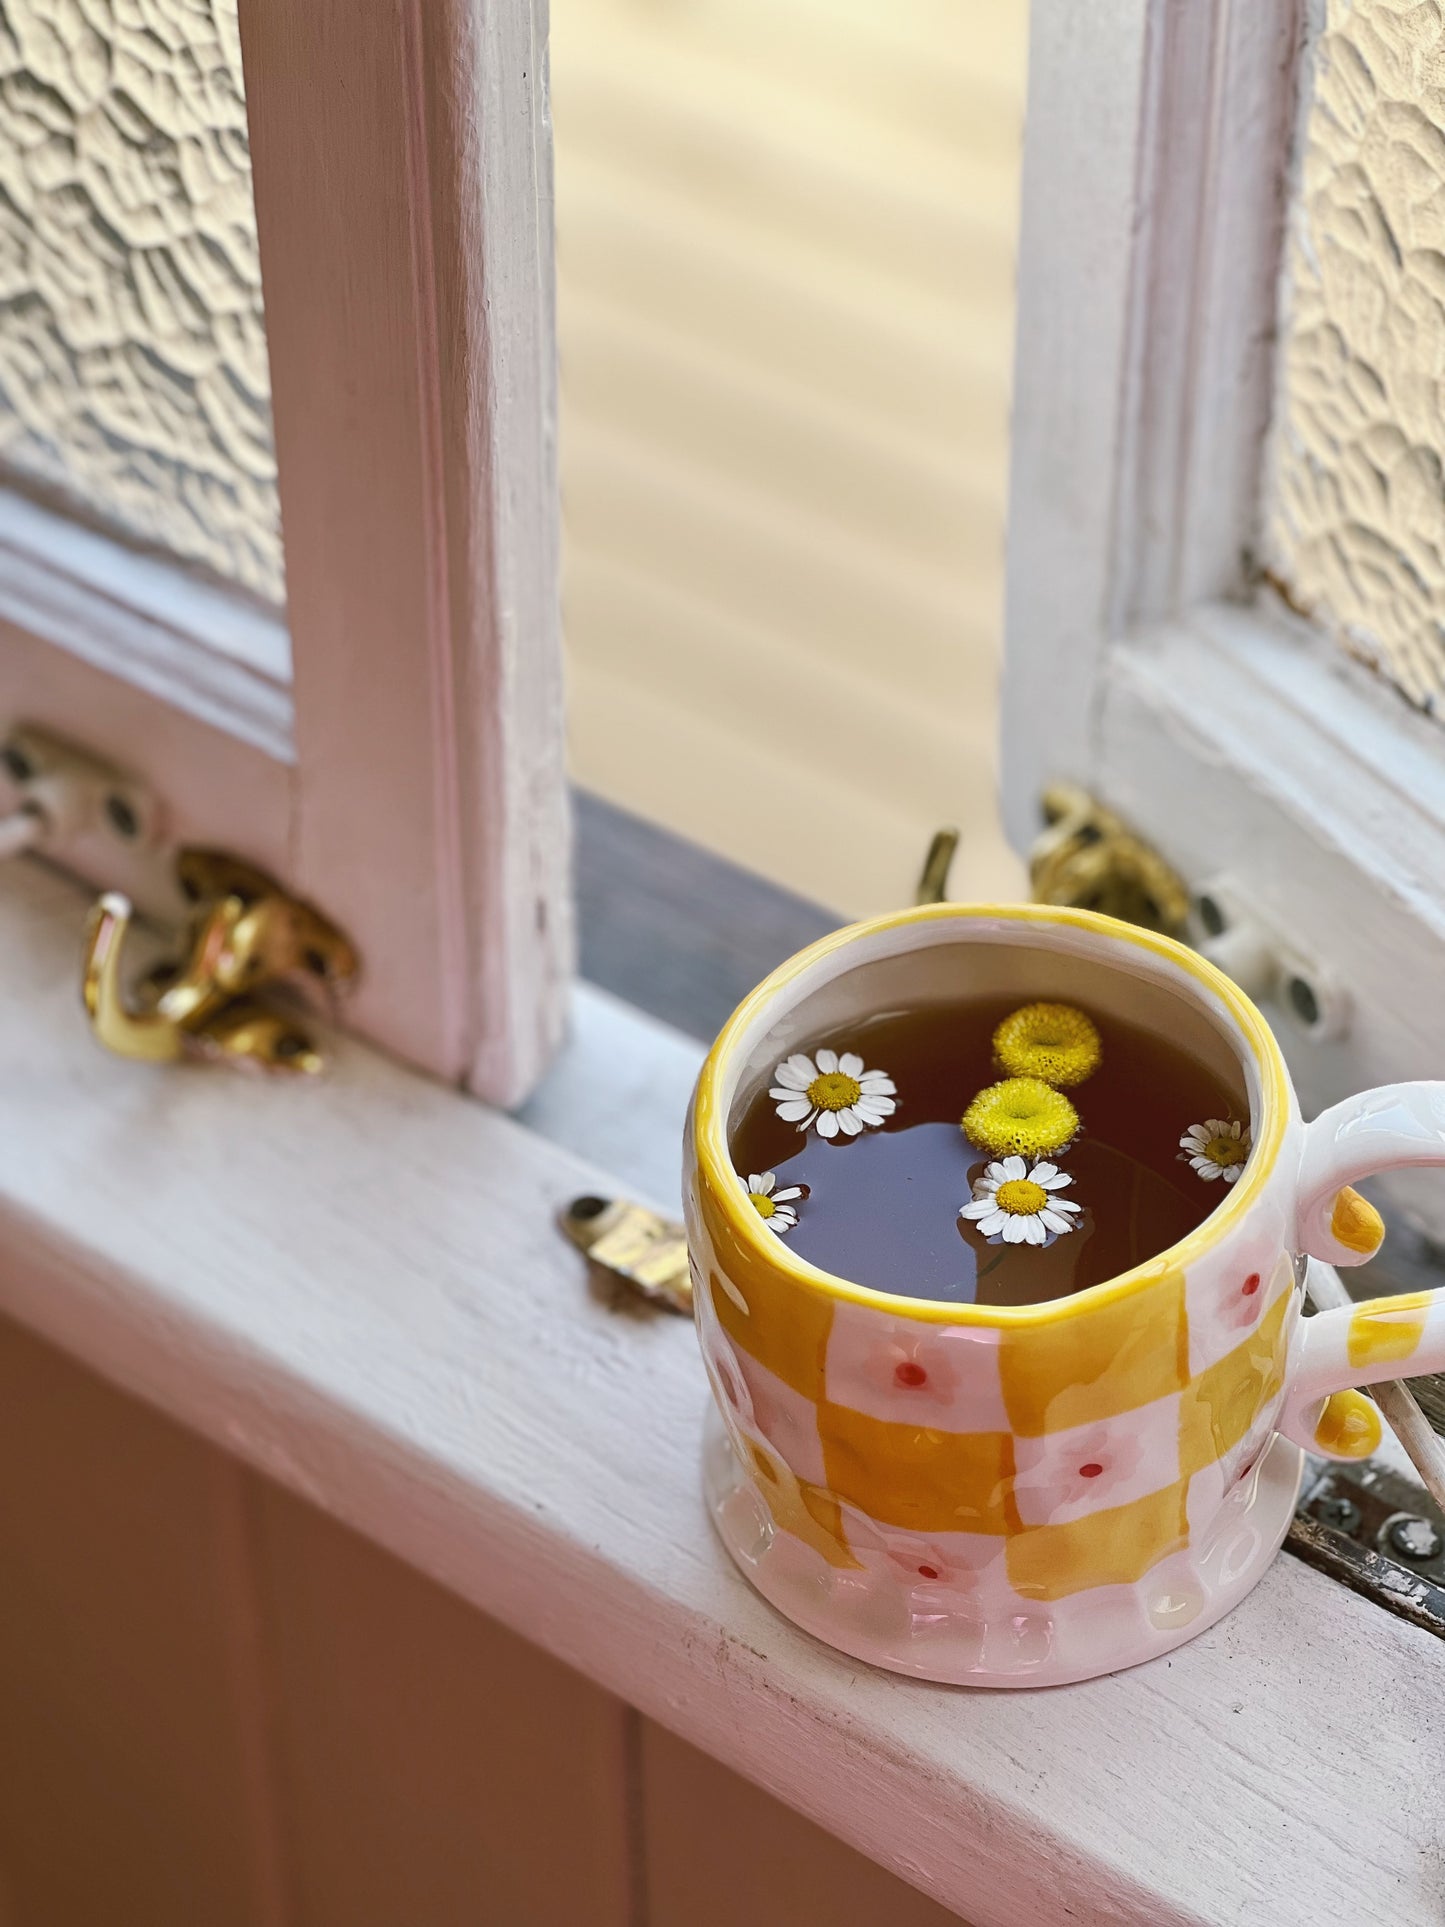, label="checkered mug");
[685,902,1445,1687]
